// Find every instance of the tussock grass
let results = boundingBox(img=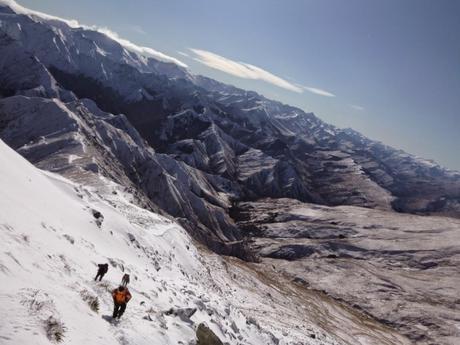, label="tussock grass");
[44,316,66,343]
[80,289,100,313]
